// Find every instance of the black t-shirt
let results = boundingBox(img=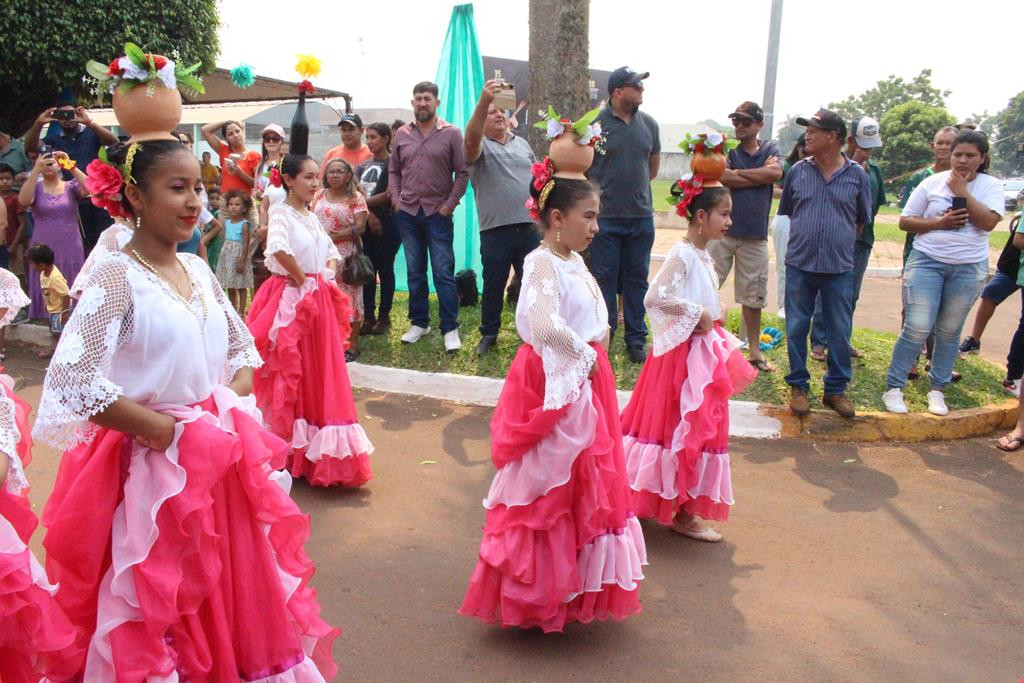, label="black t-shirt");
[356,158,391,218]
